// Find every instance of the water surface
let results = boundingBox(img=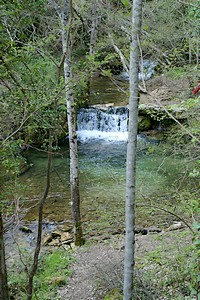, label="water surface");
[18,135,183,238]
